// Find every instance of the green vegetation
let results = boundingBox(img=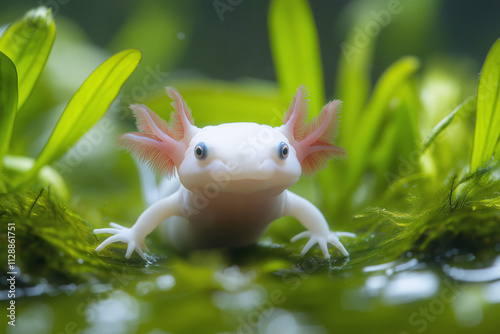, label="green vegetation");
[1,1,500,333]
[471,39,500,171]
[0,7,141,199]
